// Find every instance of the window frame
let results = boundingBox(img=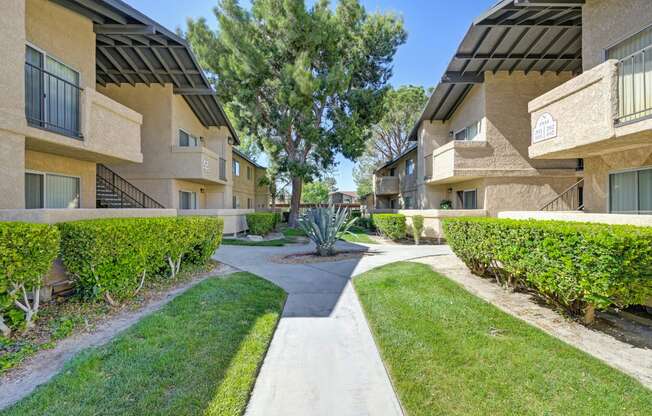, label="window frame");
[454,120,482,142]
[608,166,652,214]
[405,158,415,176]
[456,188,478,210]
[178,190,198,210]
[178,128,199,147]
[25,170,81,209]
[232,160,240,177]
